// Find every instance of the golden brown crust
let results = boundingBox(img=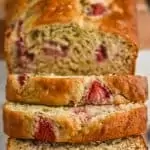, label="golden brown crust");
[6,75,84,105]
[70,107,147,143]
[4,104,147,143]
[6,0,28,24]
[33,0,80,25]
[6,75,148,106]
[3,104,33,139]
[104,75,148,103]
[6,0,138,46]
[100,0,138,46]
